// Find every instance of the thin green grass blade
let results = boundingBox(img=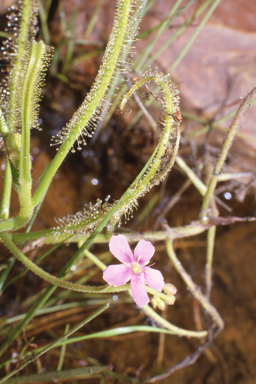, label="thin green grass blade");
[84,0,104,39]
[57,323,70,371]
[0,304,109,383]
[144,0,213,70]
[1,367,110,384]
[169,0,222,73]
